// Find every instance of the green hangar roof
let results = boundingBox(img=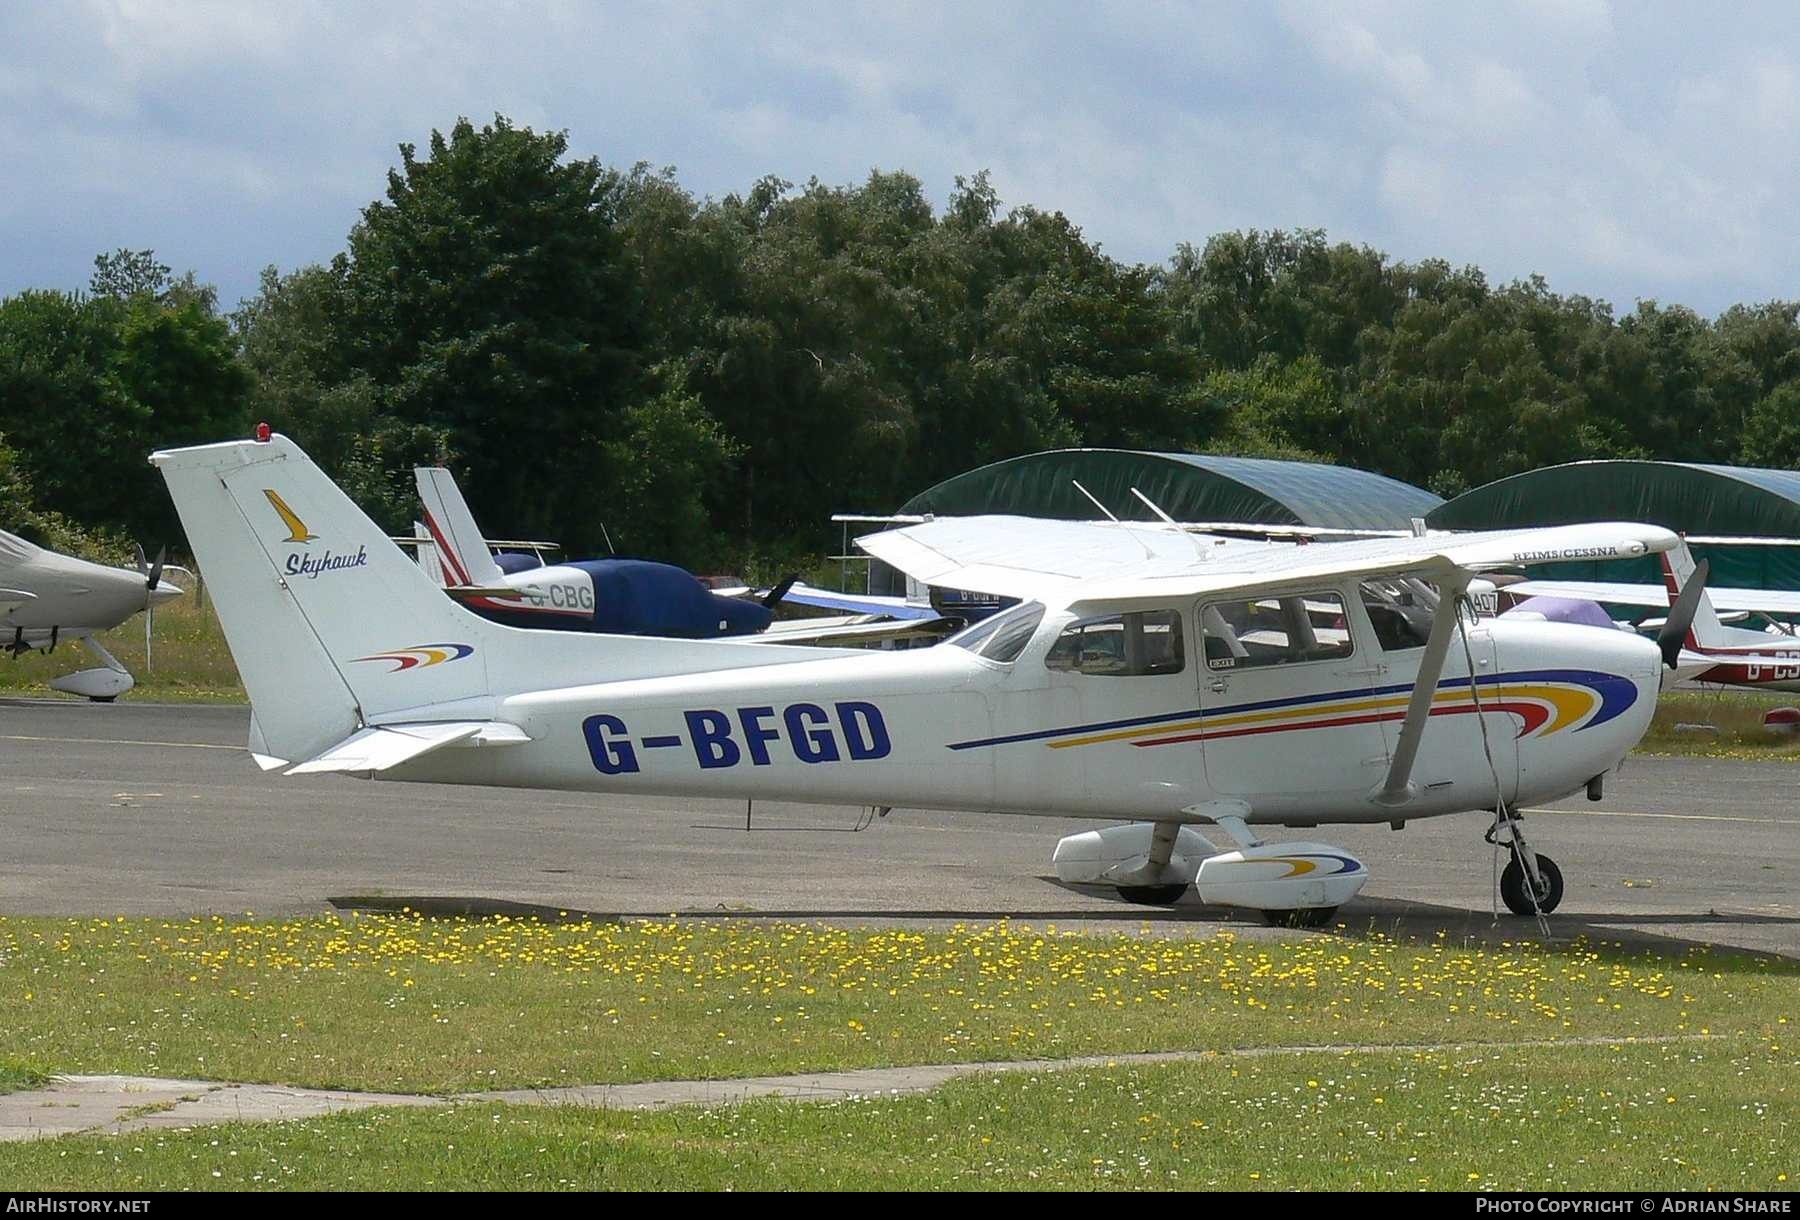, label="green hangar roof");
[1427,461,1800,537]
[1427,460,1800,590]
[899,450,1443,532]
